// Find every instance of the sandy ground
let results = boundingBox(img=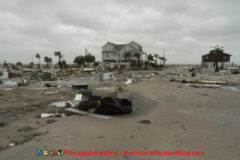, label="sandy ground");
[0,69,240,160]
